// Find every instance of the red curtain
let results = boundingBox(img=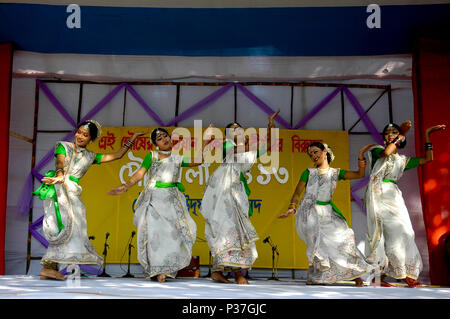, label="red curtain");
[0,43,13,275]
[413,37,450,285]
